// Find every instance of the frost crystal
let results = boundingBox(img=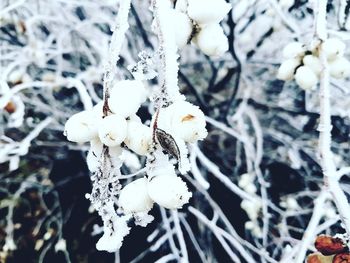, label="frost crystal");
[128,51,158,80]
